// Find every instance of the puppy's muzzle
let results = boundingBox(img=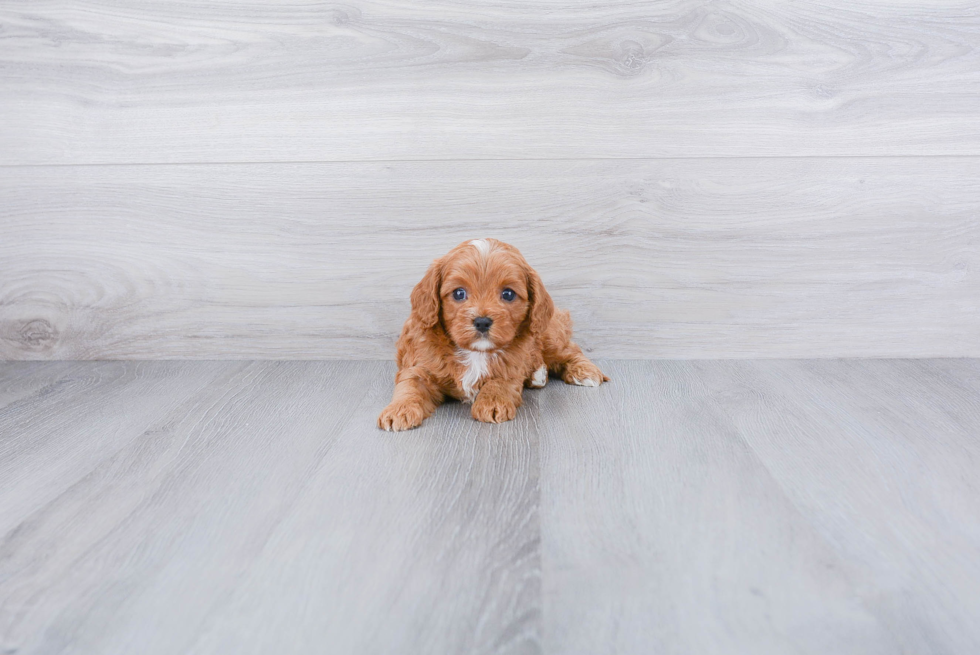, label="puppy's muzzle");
[473,316,493,334]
